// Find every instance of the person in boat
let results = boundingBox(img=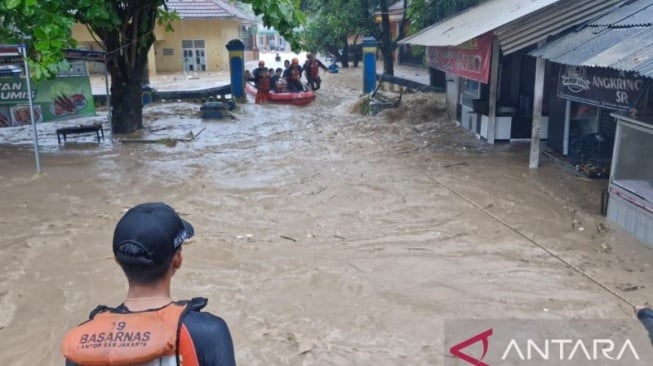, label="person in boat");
[252,60,266,81]
[255,68,272,104]
[244,69,254,82]
[271,67,285,92]
[283,58,304,93]
[61,202,236,366]
[303,53,328,91]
